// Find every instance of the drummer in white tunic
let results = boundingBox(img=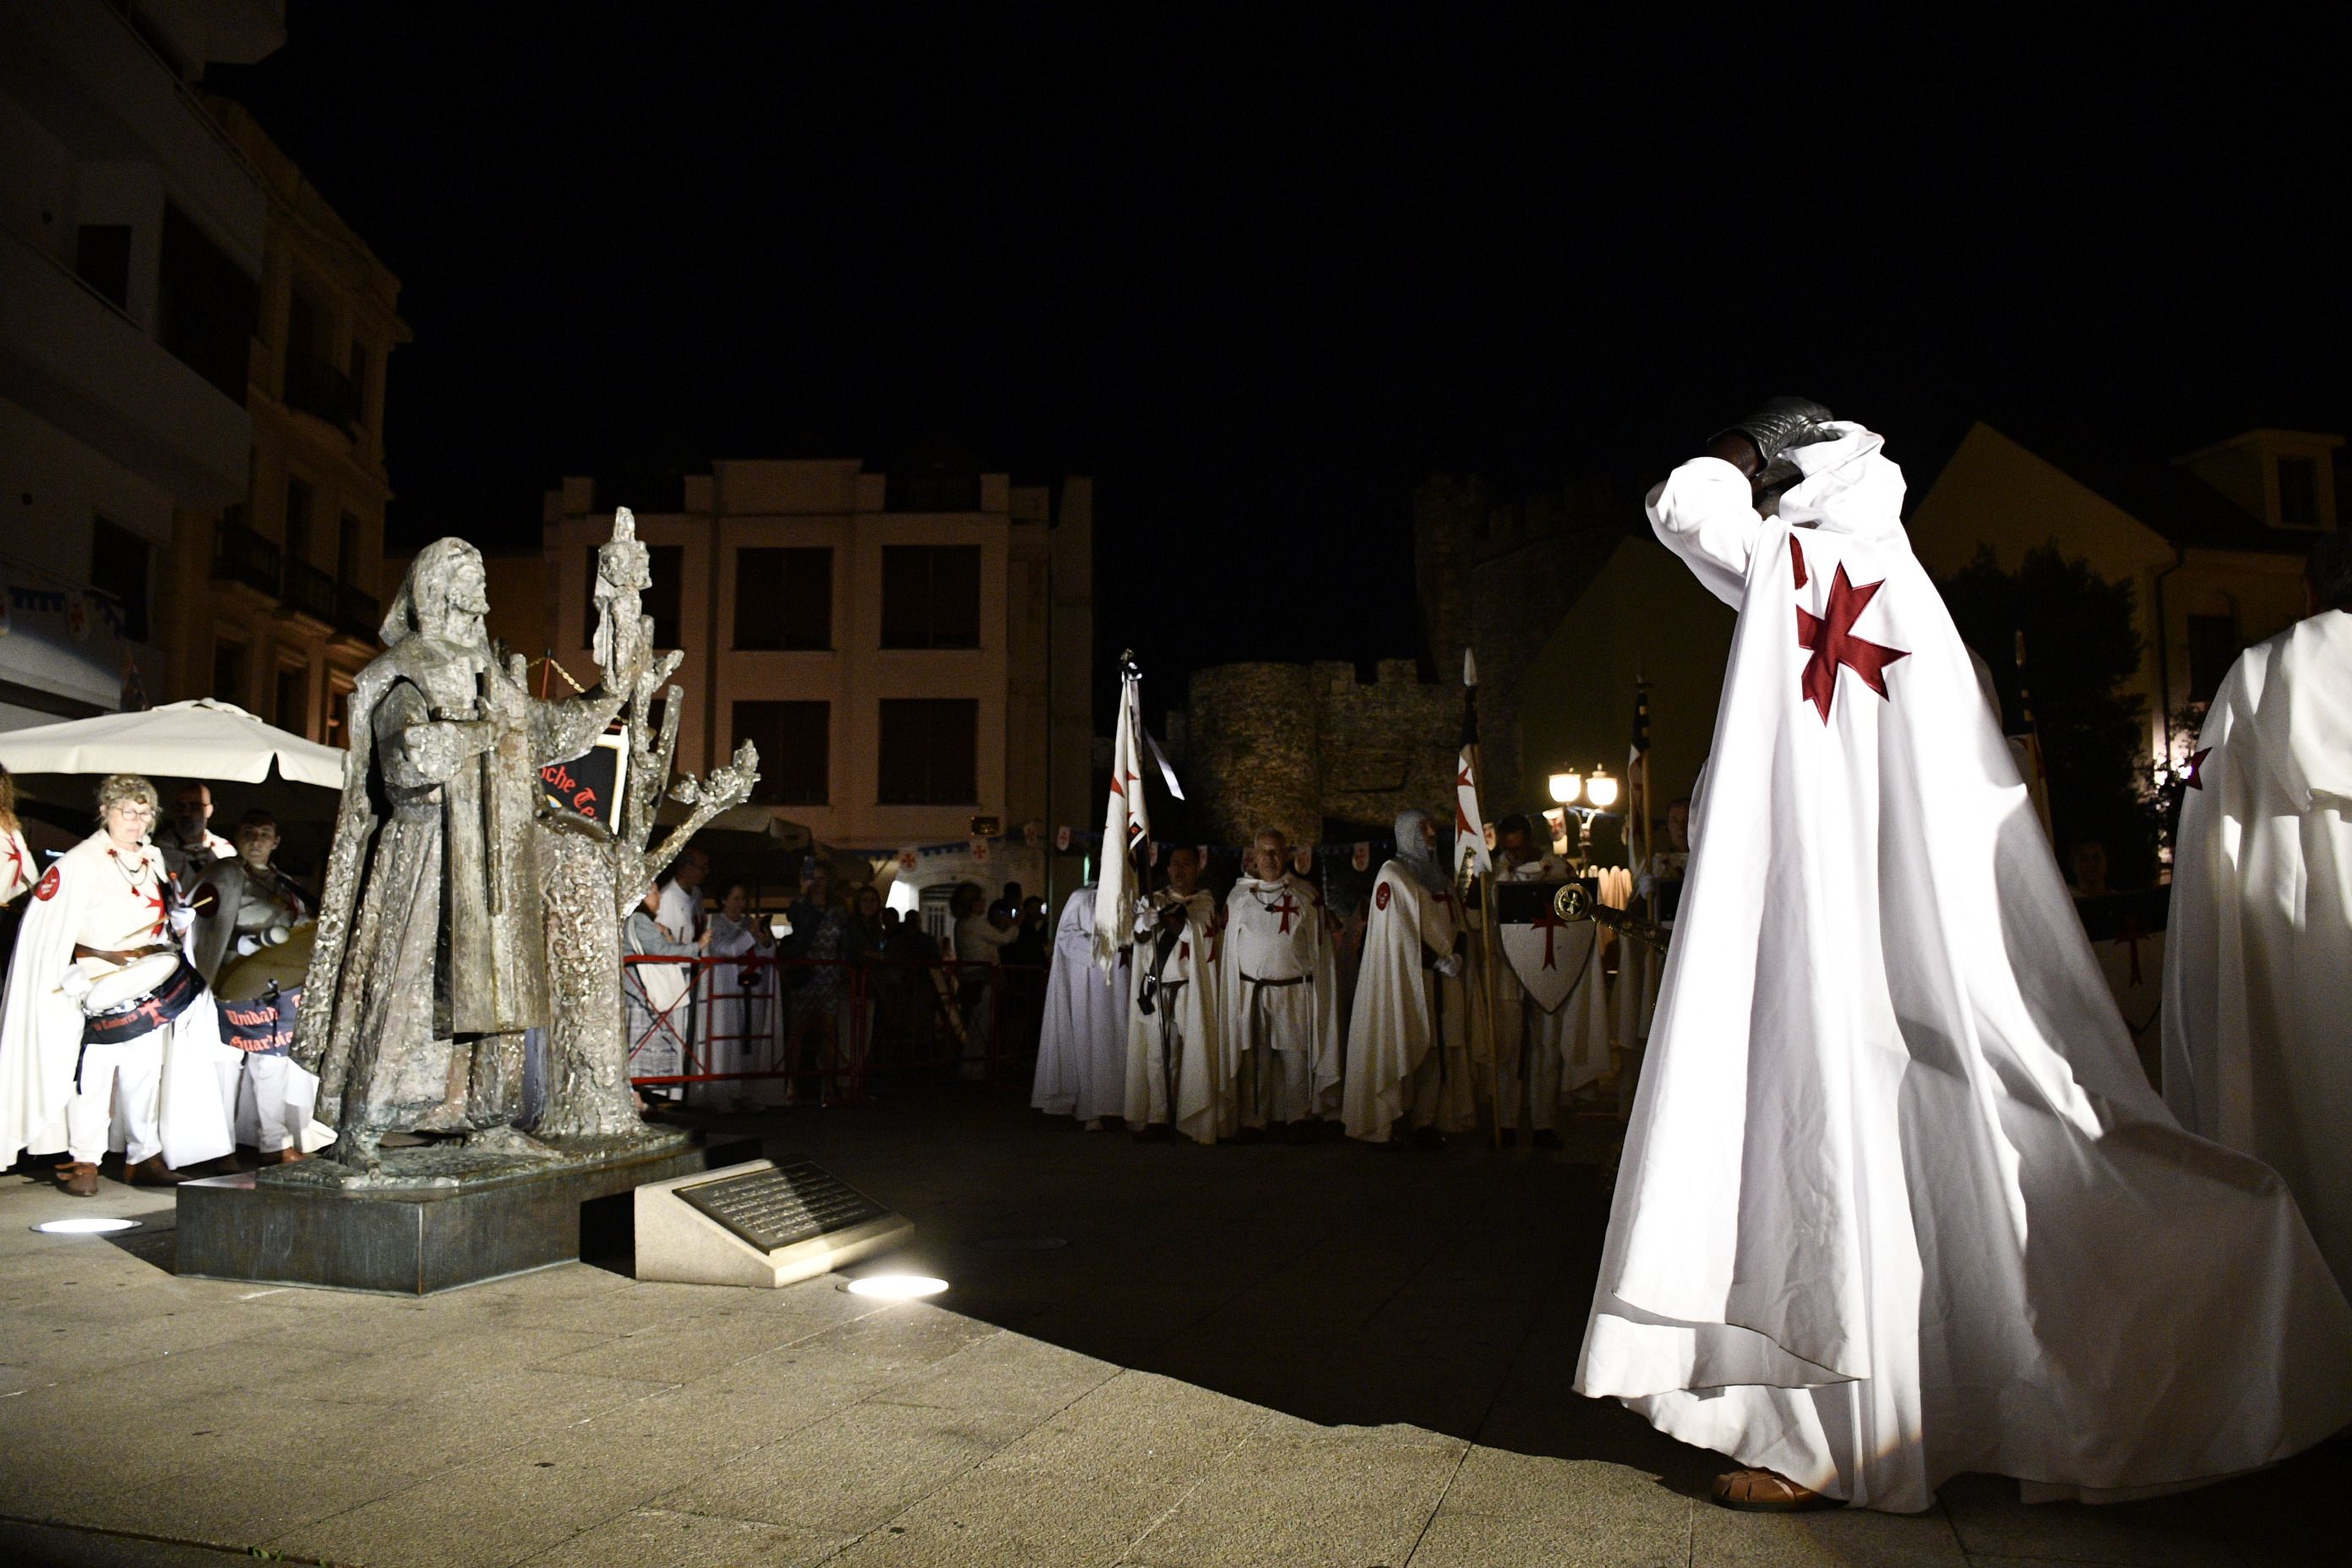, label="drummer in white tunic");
[0,775,236,1194]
